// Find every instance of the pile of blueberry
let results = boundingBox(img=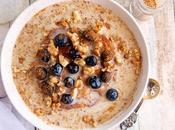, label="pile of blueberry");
[35,33,118,105]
